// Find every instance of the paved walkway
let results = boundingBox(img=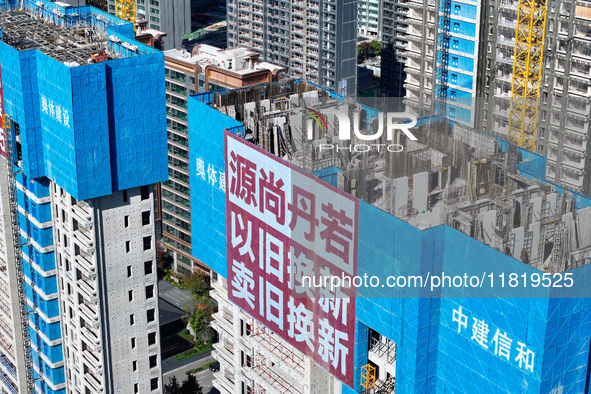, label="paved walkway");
[162,350,219,394]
